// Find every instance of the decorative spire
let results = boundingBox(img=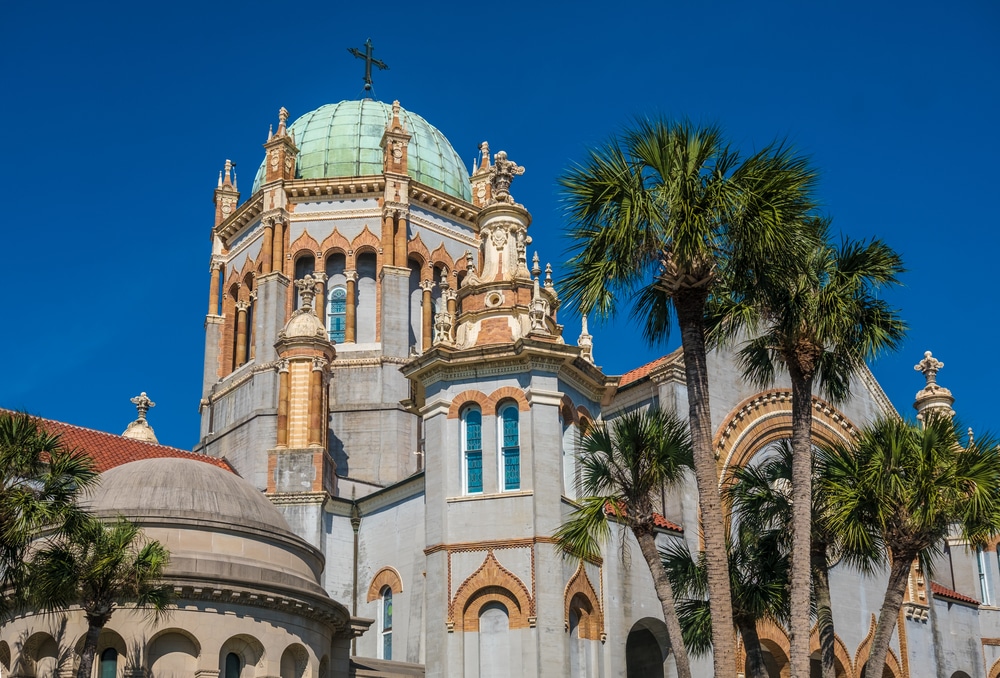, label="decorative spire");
[348,38,389,97]
[913,350,955,421]
[222,159,235,187]
[578,313,594,364]
[479,142,491,170]
[544,263,553,289]
[487,151,524,205]
[122,392,158,443]
[915,351,943,387]
[295,275,318,312]
[278,106,289,135]
[531,252,541,279]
